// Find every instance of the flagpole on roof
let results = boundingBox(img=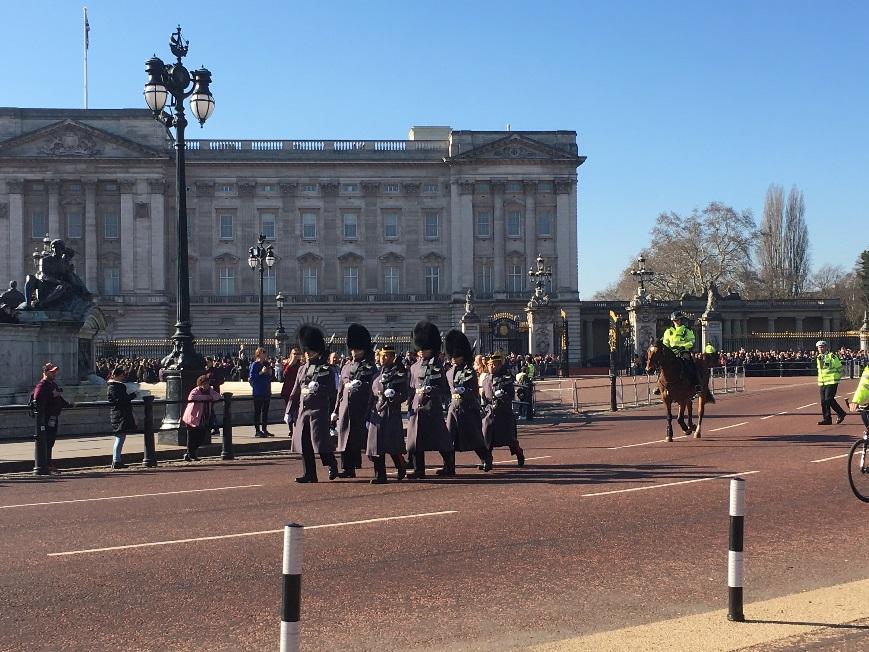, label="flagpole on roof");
[83,6,90,109]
